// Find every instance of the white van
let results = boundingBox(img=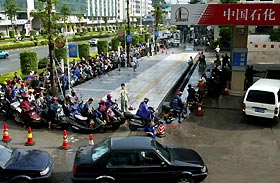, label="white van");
[242,79,280,123]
